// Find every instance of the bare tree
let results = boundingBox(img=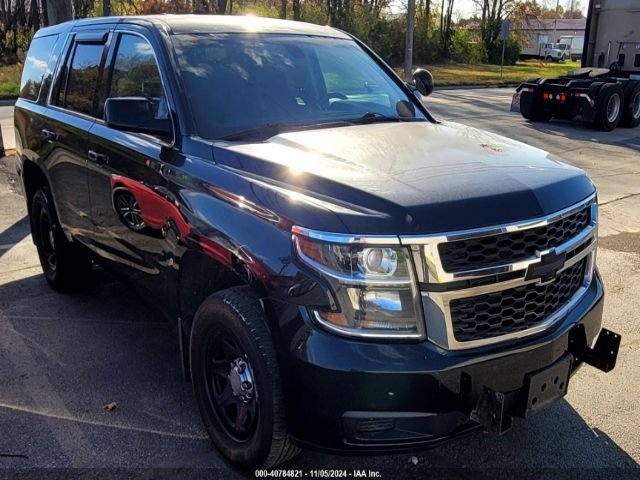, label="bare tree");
[474,0,517,57]
[46,0,73,24]
[73,0,94,18]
